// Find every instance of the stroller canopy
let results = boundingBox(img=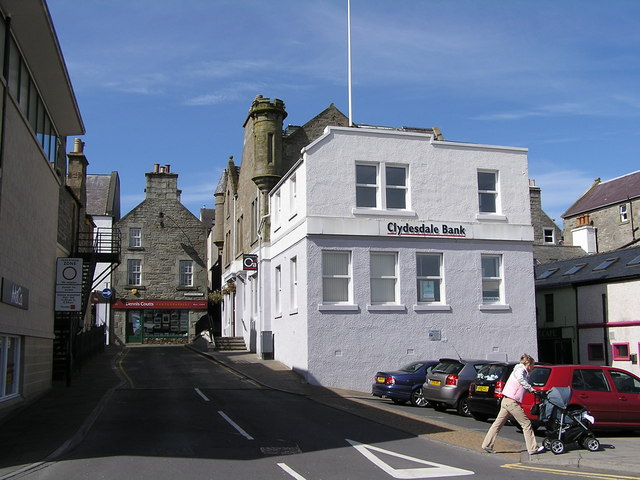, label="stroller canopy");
[538,387,572,423]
